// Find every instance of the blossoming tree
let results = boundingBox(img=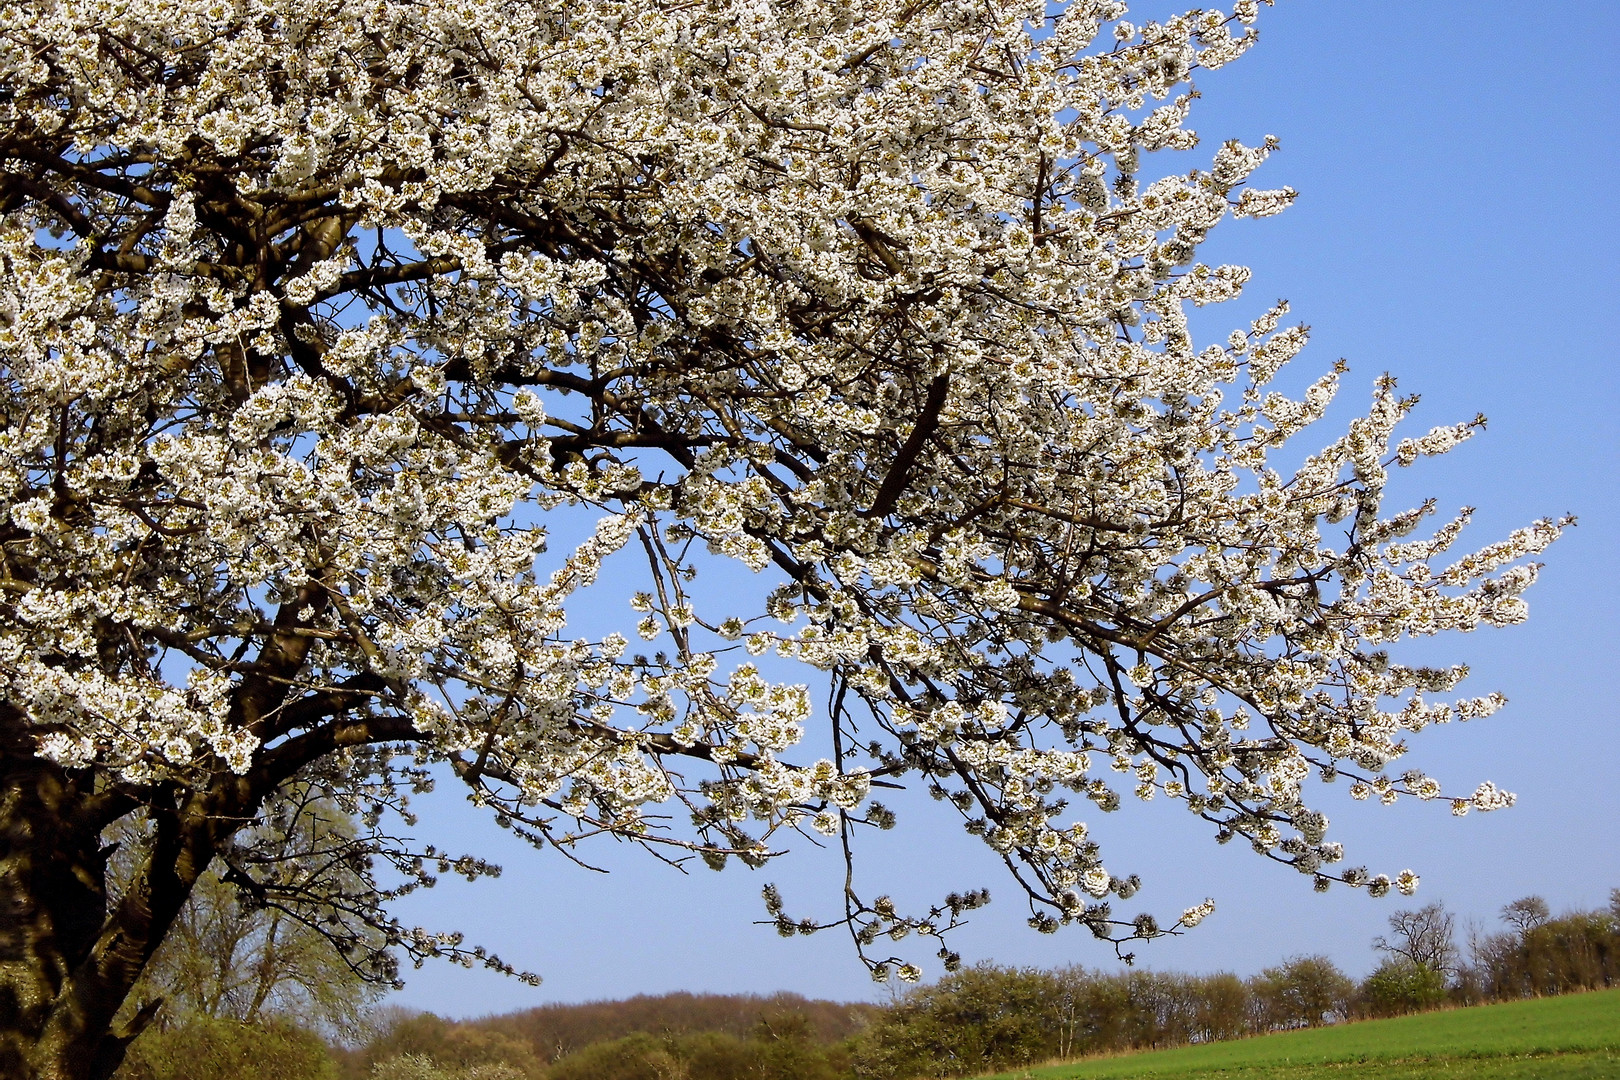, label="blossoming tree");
[0,0,1563,1074]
